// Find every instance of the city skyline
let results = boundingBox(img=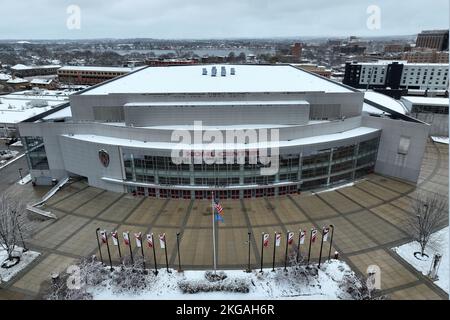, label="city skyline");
[0,0,448,40]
